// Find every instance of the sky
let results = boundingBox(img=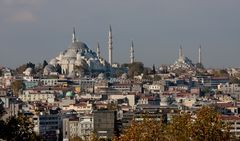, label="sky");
[0,0,240,69]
